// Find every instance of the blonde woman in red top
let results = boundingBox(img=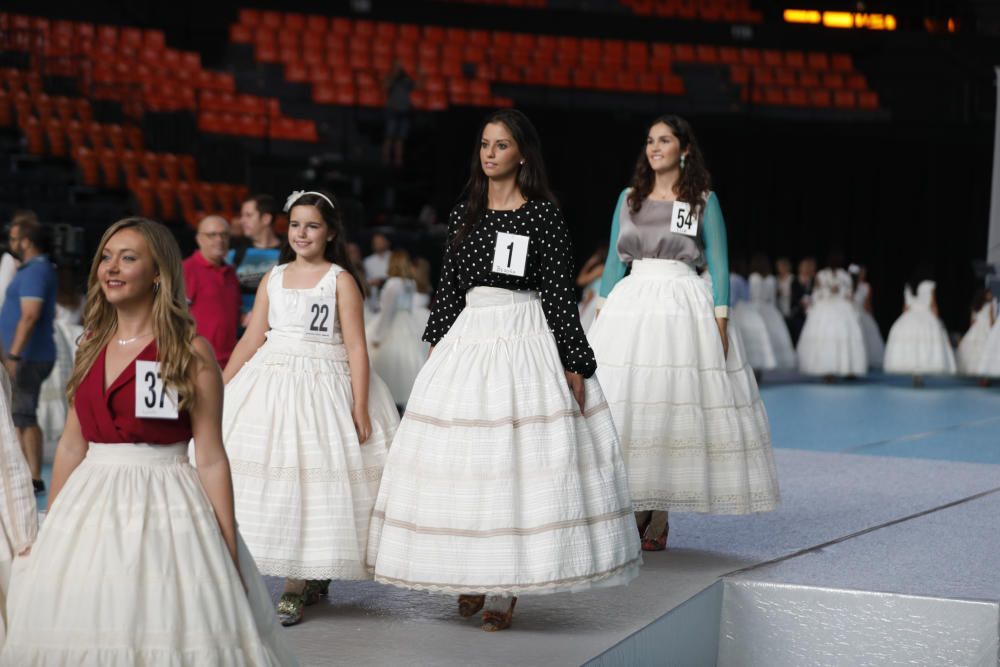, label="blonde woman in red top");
[1,218,296,665]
